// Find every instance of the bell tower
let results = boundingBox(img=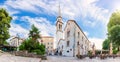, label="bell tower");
[55,4,63,49]
[56,4,63,32]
